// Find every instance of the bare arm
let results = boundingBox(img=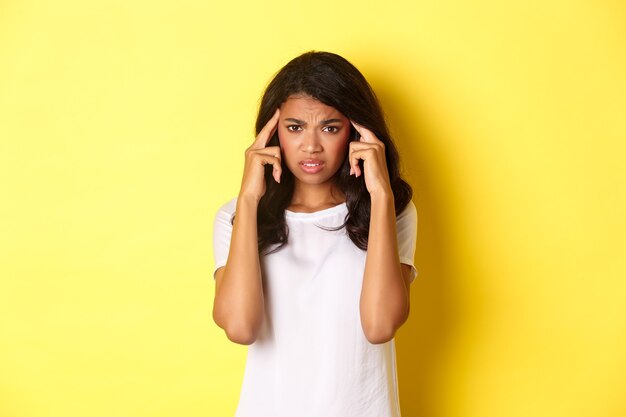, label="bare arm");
[213,195,265,345]
[359,192,412,344]
[348,121,413,344]
[212,109,282,345]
